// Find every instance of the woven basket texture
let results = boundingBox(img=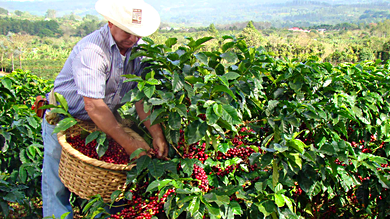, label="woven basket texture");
[58,119,142,203]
